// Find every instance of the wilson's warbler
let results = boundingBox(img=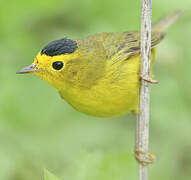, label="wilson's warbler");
[17,12,181,117]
